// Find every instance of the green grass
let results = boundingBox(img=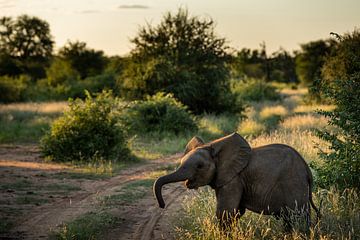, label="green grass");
[15,195,49,205]
[103,179,154,205]
[103,166,173,206]
[42,183,81,192]
[0,102,66,143]
[52,171,110,180]
[0,219,13,234]
[49,211,120,240]
[0,179,32,191]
